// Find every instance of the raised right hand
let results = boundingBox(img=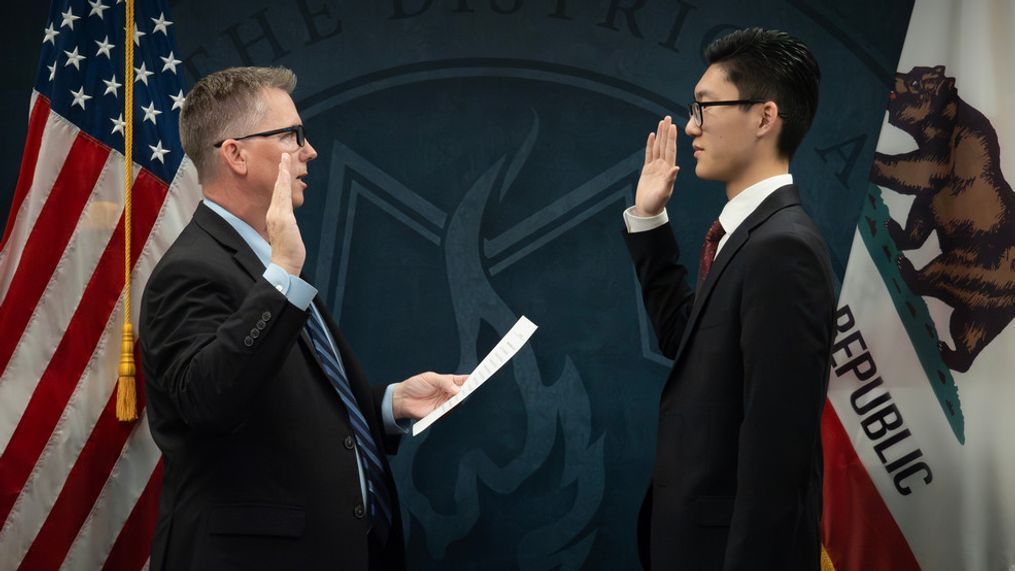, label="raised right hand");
[266,153,306,276]
[634,115,679,217]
